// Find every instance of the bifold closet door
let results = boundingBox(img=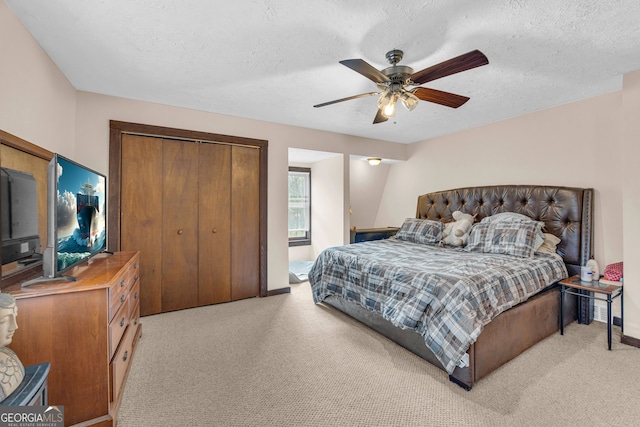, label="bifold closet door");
[198,143,231,305]
[230,145,260,300]
[162,139,199,312]
[120,135,261,314]
[120,134,163,316]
